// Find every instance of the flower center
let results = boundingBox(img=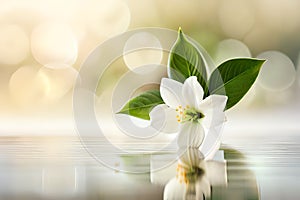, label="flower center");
[176,163,188,184]
[186,166,204,183]
[176,105,204,123]
[176,163,204,184]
